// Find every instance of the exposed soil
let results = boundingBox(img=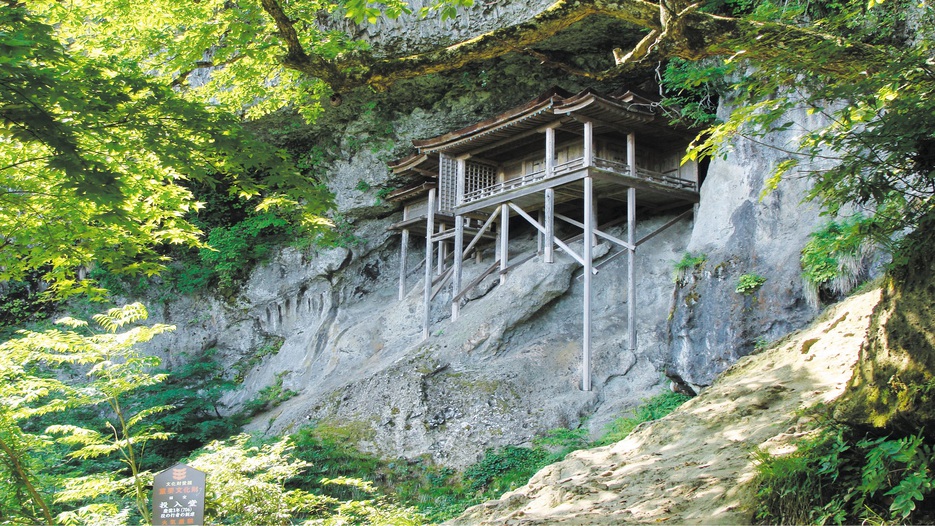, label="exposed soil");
[448,288,882,525]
